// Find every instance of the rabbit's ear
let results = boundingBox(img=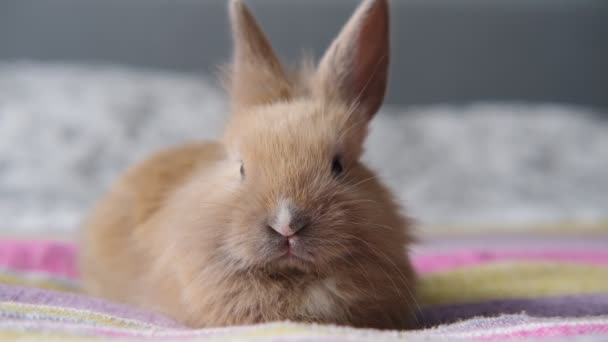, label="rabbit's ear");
[314,0,390,120]
[227,0,291,109]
